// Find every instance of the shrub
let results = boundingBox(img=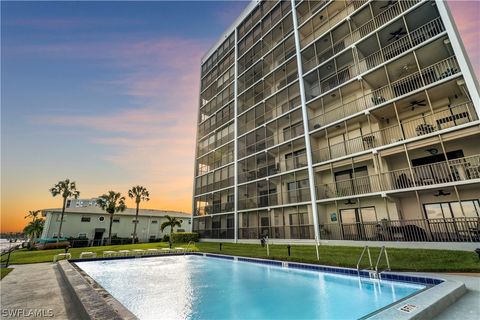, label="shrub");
[162,234,170,243]
[171,232,199,243]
